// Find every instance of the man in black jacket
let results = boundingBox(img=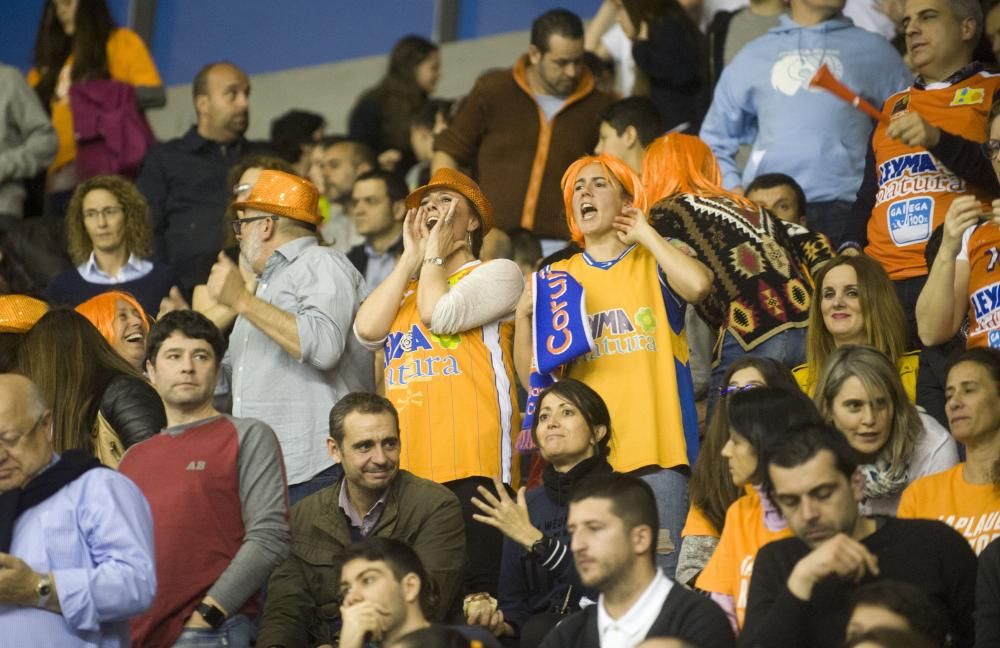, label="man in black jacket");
[741,423,977,648]
[540,474,734,648]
